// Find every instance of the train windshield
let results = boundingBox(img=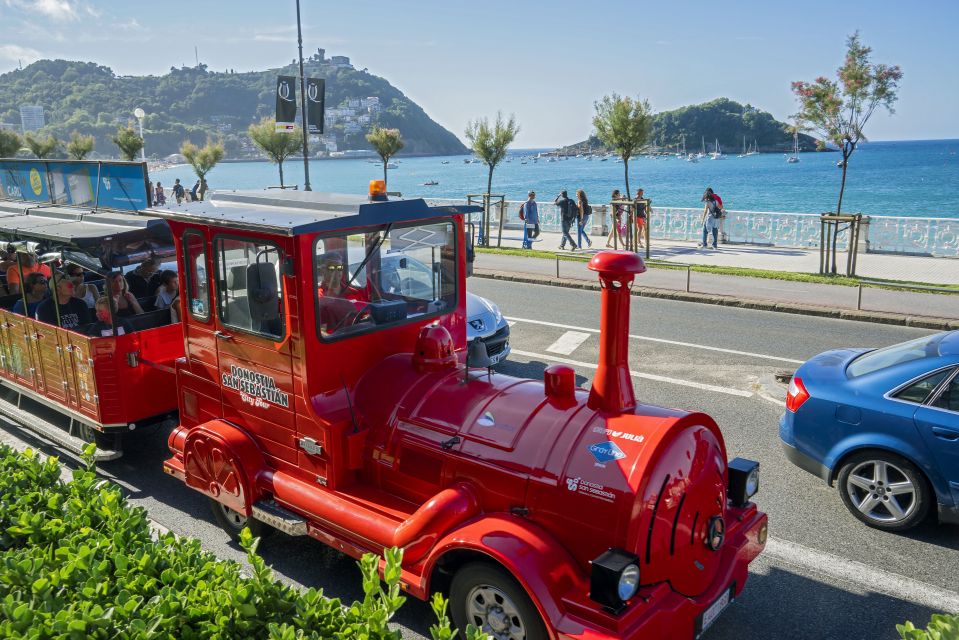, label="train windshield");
[314,220,456,339]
